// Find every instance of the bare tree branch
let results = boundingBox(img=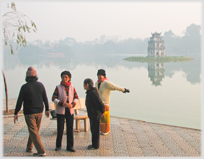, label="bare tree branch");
[2,2,37,54]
